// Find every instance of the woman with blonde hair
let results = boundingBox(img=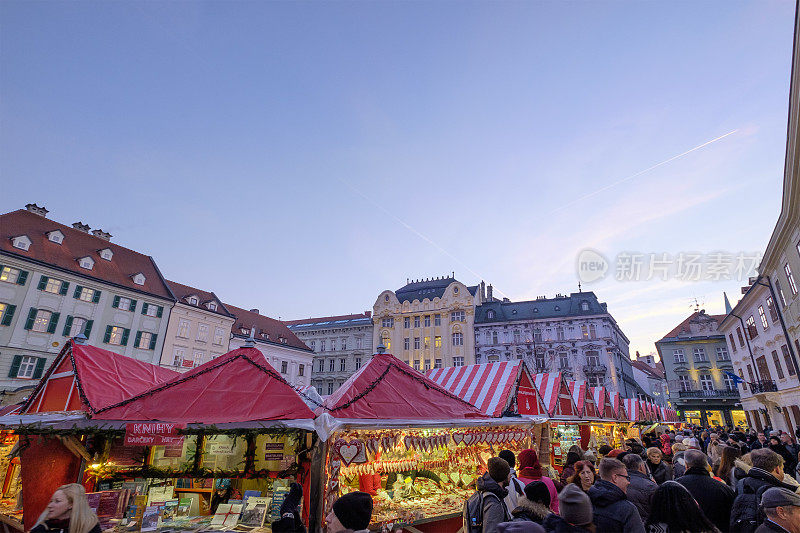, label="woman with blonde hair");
[31,483,100,533]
